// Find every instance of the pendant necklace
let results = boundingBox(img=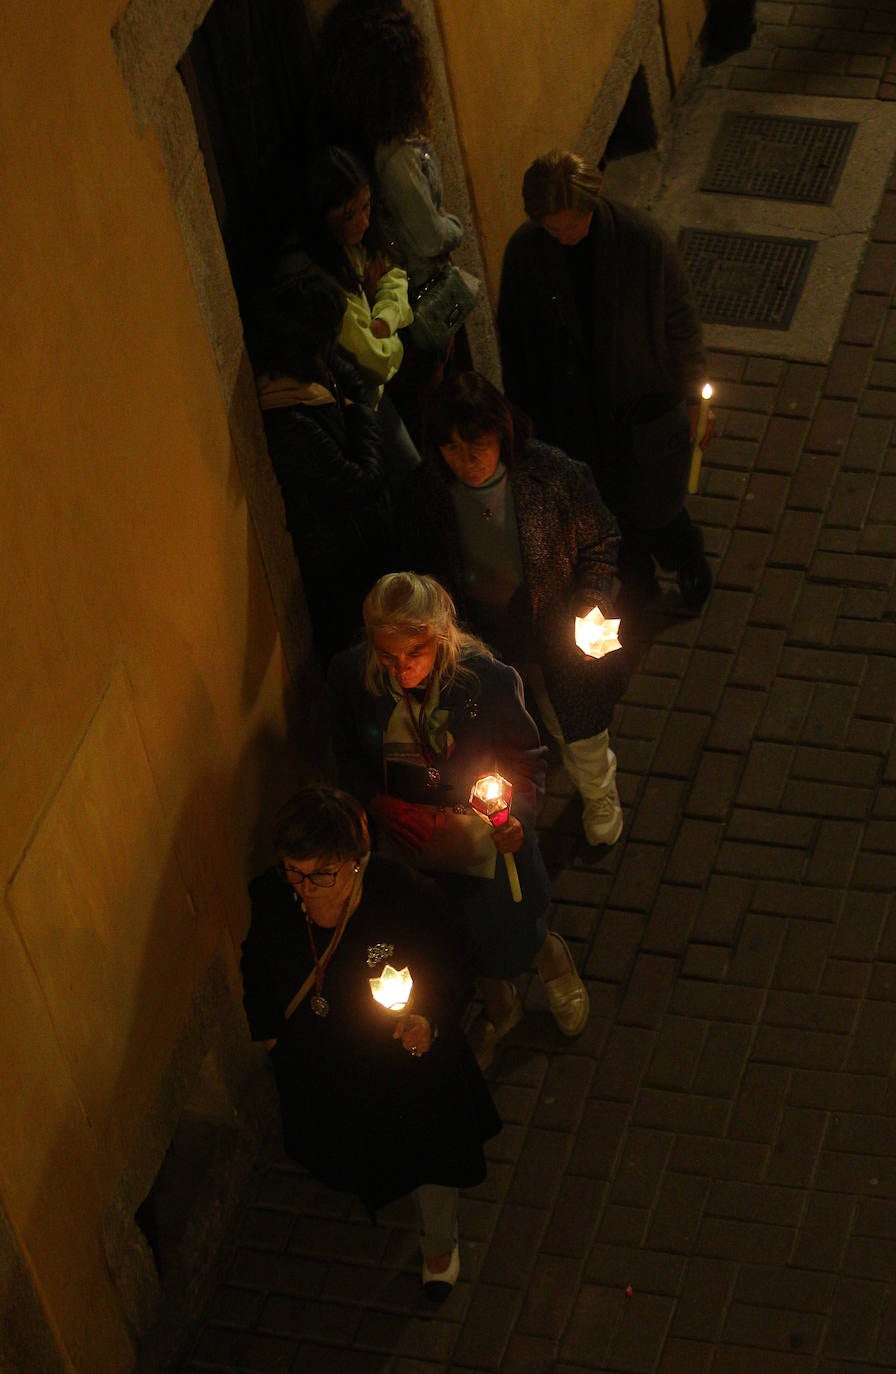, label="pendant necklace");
[302,887,354,1018]
[401,682,442,789]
